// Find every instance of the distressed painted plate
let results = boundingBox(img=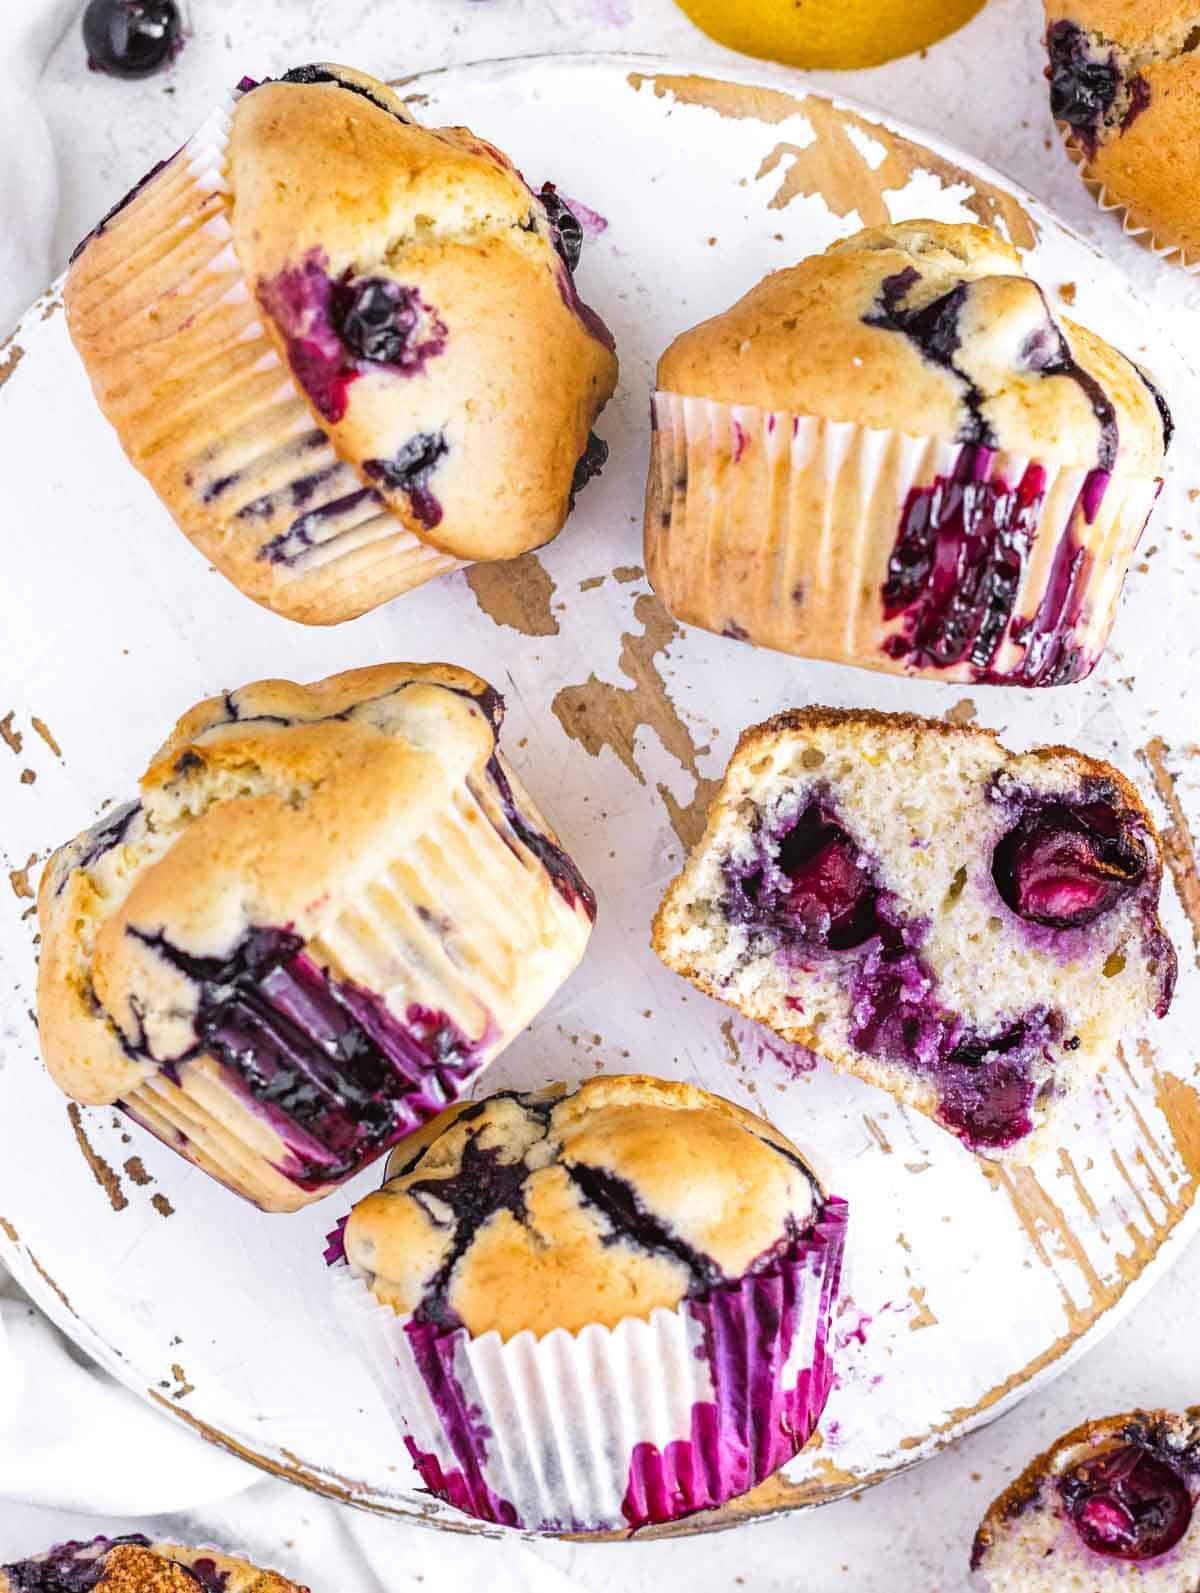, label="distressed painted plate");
[1,54,1199,1536]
